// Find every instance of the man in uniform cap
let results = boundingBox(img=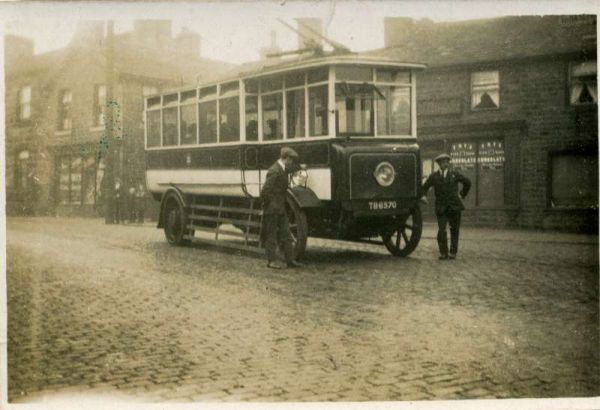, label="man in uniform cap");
[421,153,471,260]
[260,147,304,269]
